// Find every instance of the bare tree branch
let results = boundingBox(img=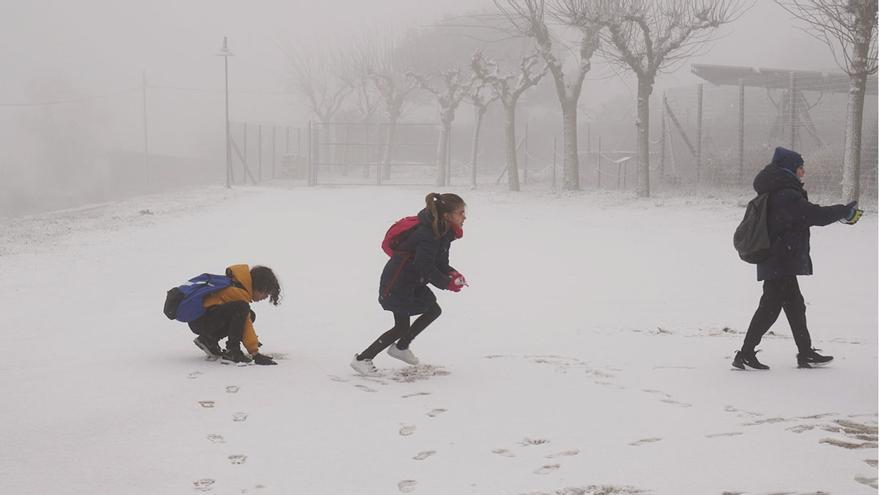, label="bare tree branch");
[776,0,878,76]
